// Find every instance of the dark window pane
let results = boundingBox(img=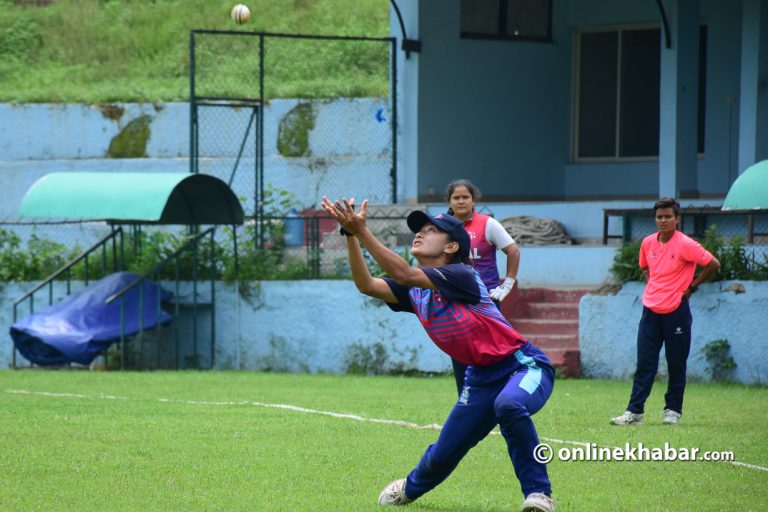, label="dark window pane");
[505,0,551,40]
[698,25,707,153]
[578,32,618,158]
[461,0,500,35]
[619,29,660,157]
